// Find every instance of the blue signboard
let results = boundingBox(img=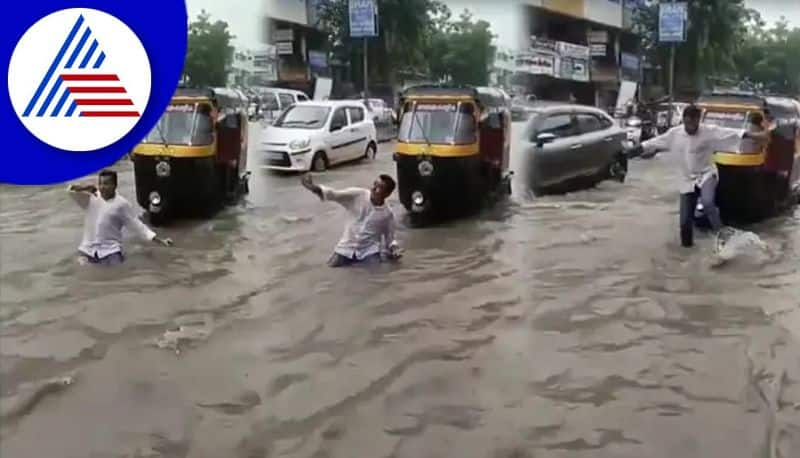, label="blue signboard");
[659,2,687,42]
[308,50,328,68]
[624,0,642,9]
[349,0,378,38]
